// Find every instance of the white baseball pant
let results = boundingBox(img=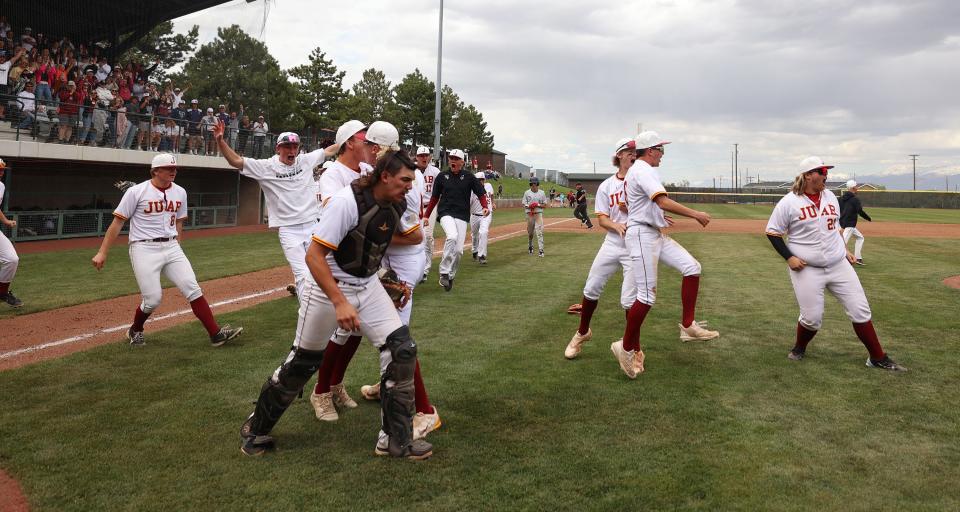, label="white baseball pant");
[422,207,438,277]
[129,240,203,313]
[625,226,701,305]
[0,231,18,284]
[439,215,467,279]
[842,227,865,260]
[788,259,871,331]
[382,252,426,326]
[470,213,492,258]
[583,239,635,310]
[527,213,544,251]
[278,221,316,300]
